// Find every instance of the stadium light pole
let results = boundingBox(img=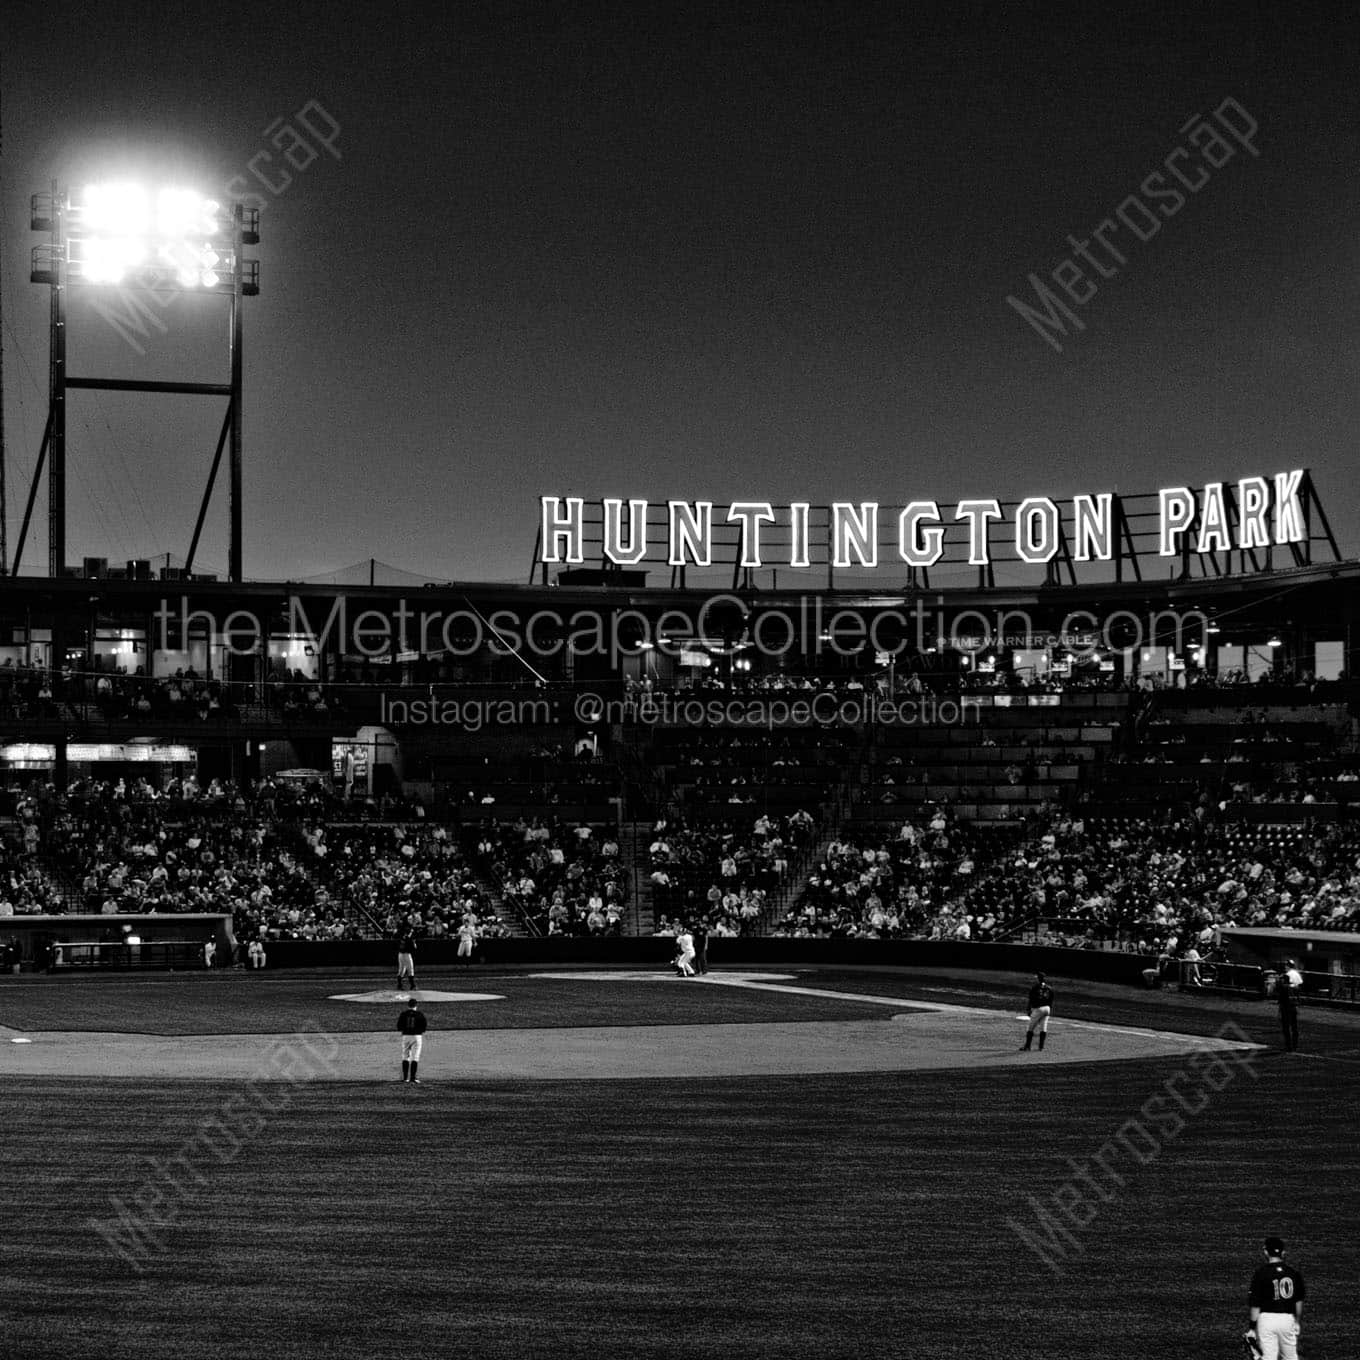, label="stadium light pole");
[229,201,245,586]
[23,182,259,581]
